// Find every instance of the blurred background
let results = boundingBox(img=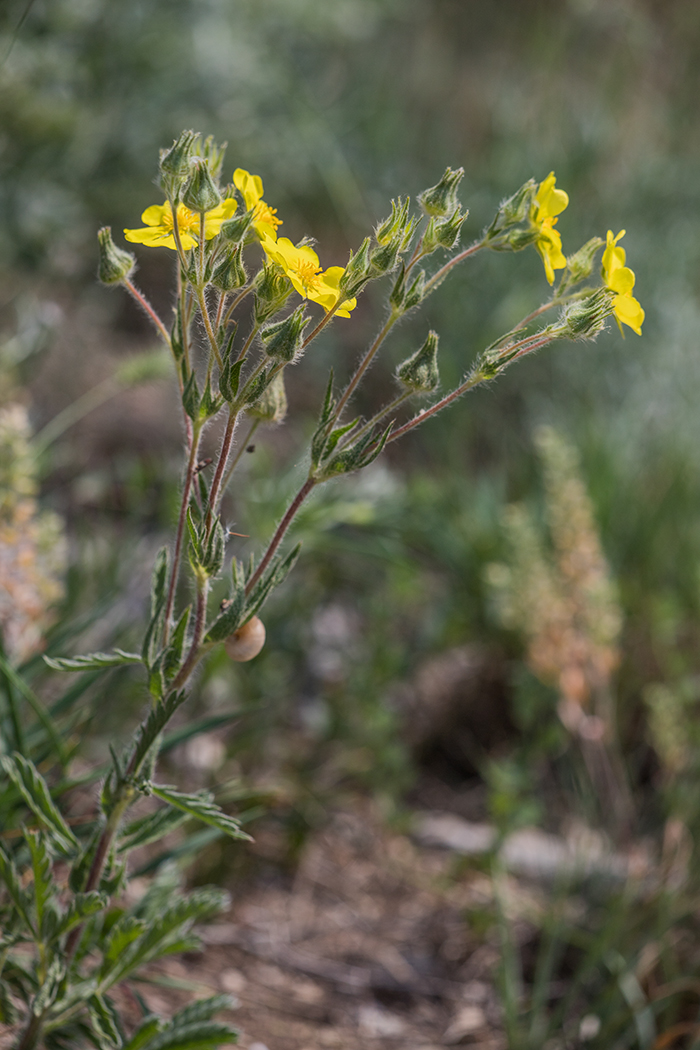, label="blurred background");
[3,1,700,1040]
